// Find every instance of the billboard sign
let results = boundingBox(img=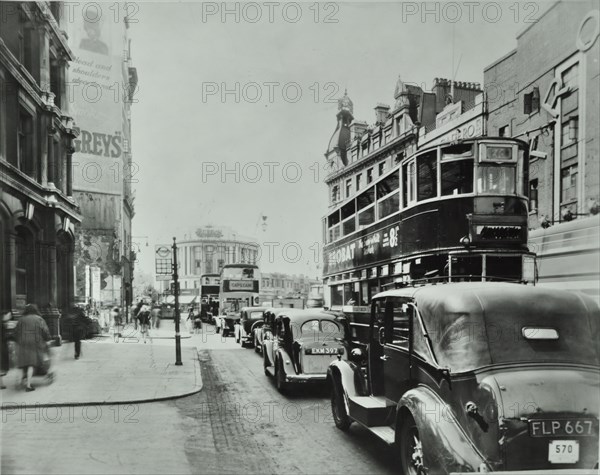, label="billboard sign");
[65,4,125,195]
